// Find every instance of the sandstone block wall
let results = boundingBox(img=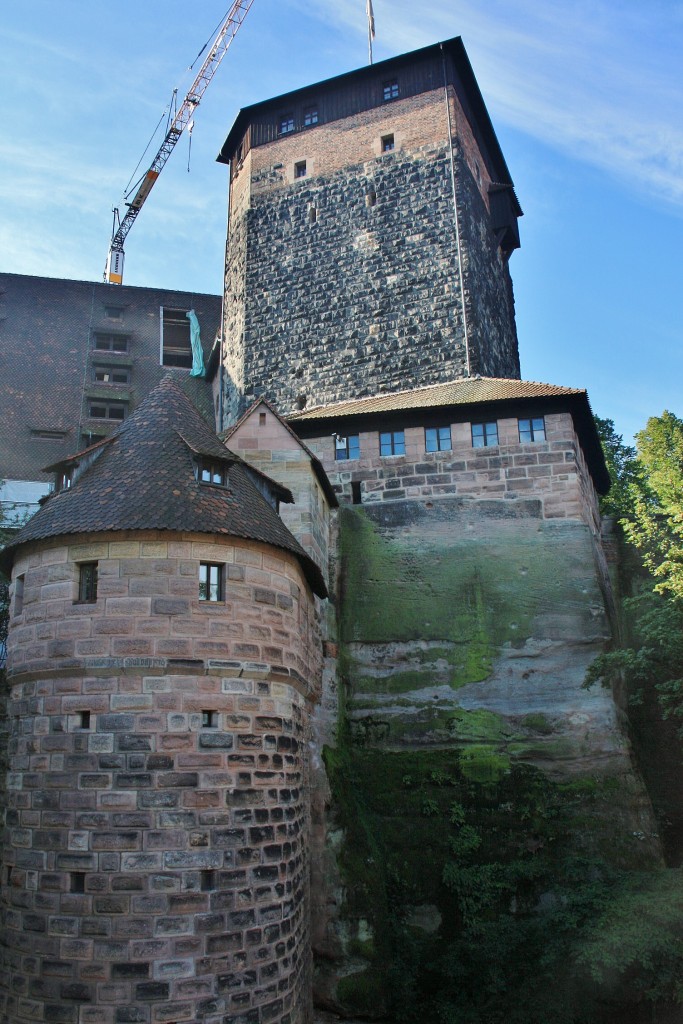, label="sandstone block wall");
[221,87,519,425]
[305,411,595,524]
[1,532,321,1024]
